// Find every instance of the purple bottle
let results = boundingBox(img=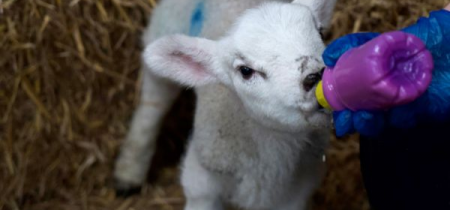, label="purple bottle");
[318,31,434,111]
